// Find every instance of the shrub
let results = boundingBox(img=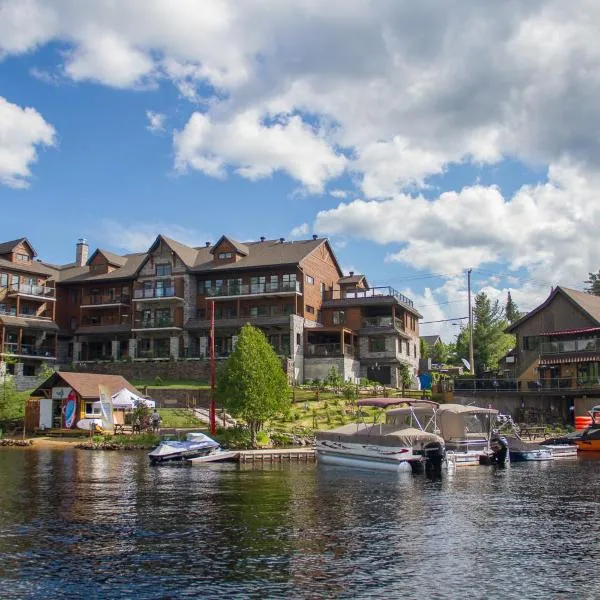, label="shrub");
[154,376,163,386]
